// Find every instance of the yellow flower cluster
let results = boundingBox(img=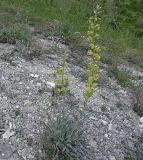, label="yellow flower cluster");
[84,10,101,106]
[54,51,69,95]
[54,67,69,94]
